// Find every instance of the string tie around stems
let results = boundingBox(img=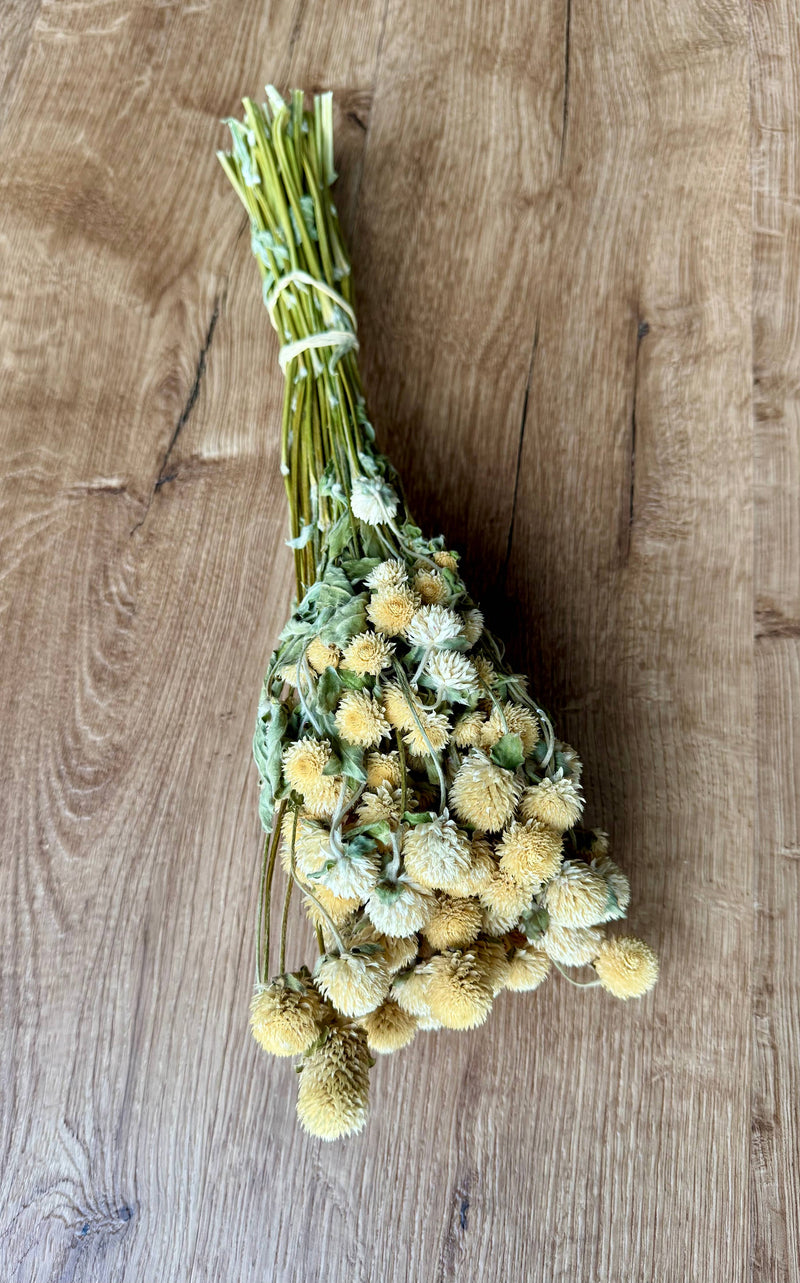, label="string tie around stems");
[264,269,359,373]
